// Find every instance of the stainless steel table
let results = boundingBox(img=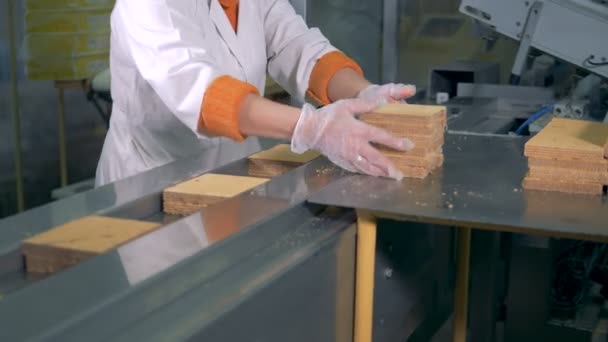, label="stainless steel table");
[308,132,608,342]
